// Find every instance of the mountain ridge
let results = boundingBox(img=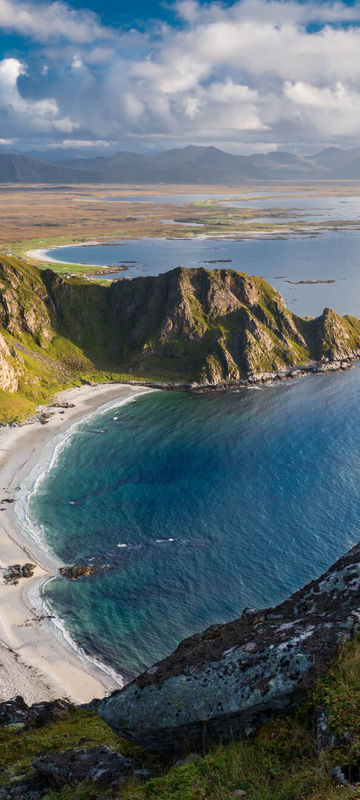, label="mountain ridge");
[2,255,360,420]
[5,144,360,183]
